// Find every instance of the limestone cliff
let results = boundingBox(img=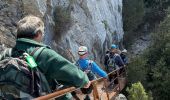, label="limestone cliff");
[0,0,124,64]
